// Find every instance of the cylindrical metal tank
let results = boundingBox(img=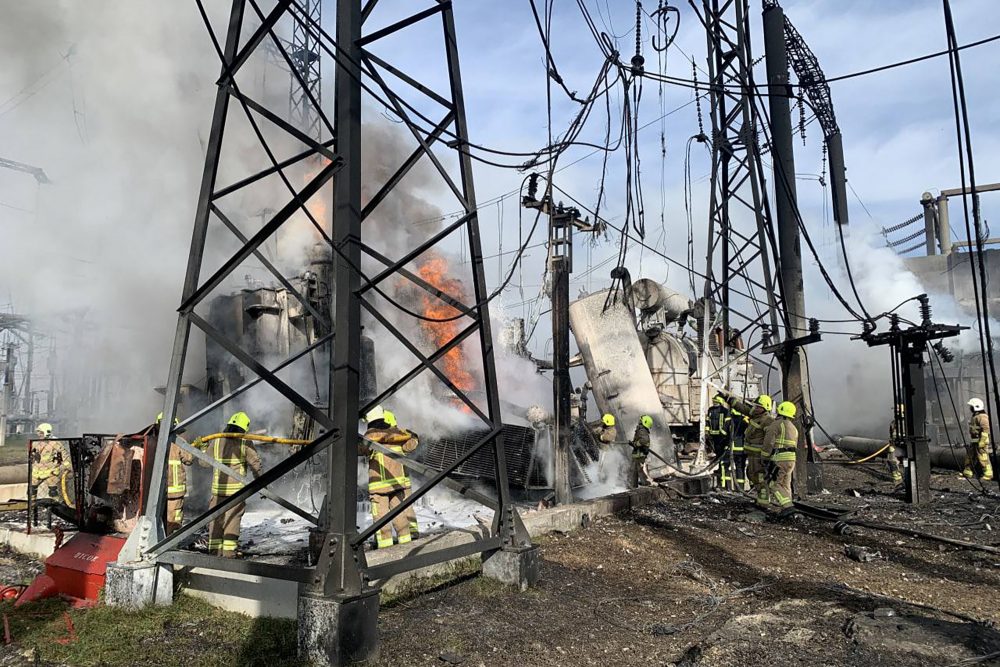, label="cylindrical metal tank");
[631,279,692,323]
[642,327,693,424]
[569,289,676,468]
[833,435,967,471]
